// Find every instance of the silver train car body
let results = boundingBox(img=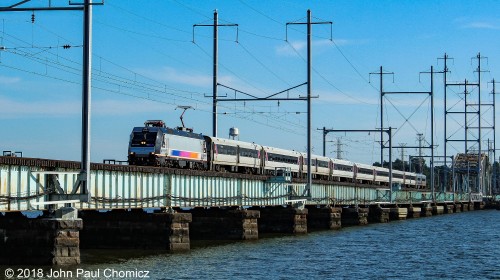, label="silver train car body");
[128,120,207,169]
[128,121,427,189]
